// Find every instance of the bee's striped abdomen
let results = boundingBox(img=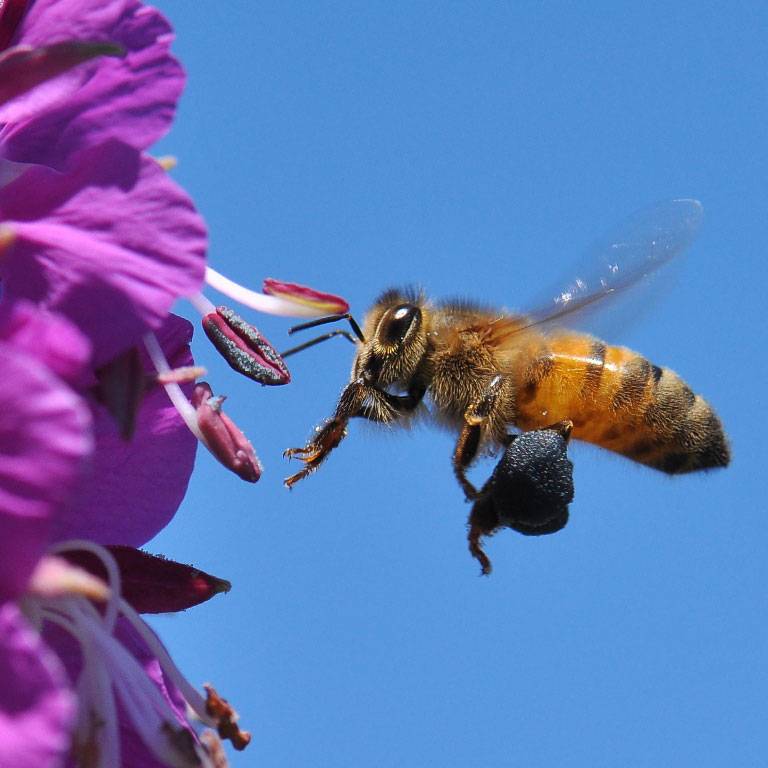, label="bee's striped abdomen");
[513,332,730,474]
